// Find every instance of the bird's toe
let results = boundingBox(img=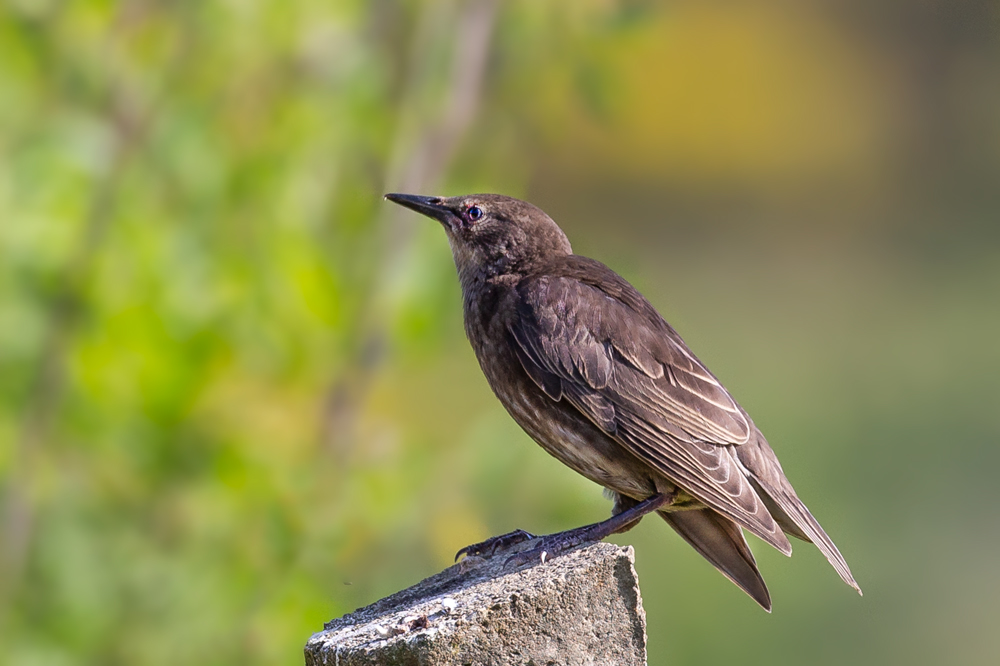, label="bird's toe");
[455,529,536,561]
